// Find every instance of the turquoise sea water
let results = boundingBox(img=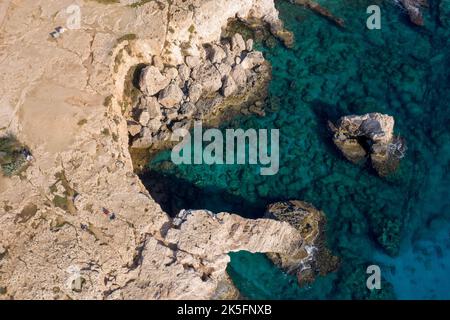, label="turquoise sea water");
[143,0,450,299]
